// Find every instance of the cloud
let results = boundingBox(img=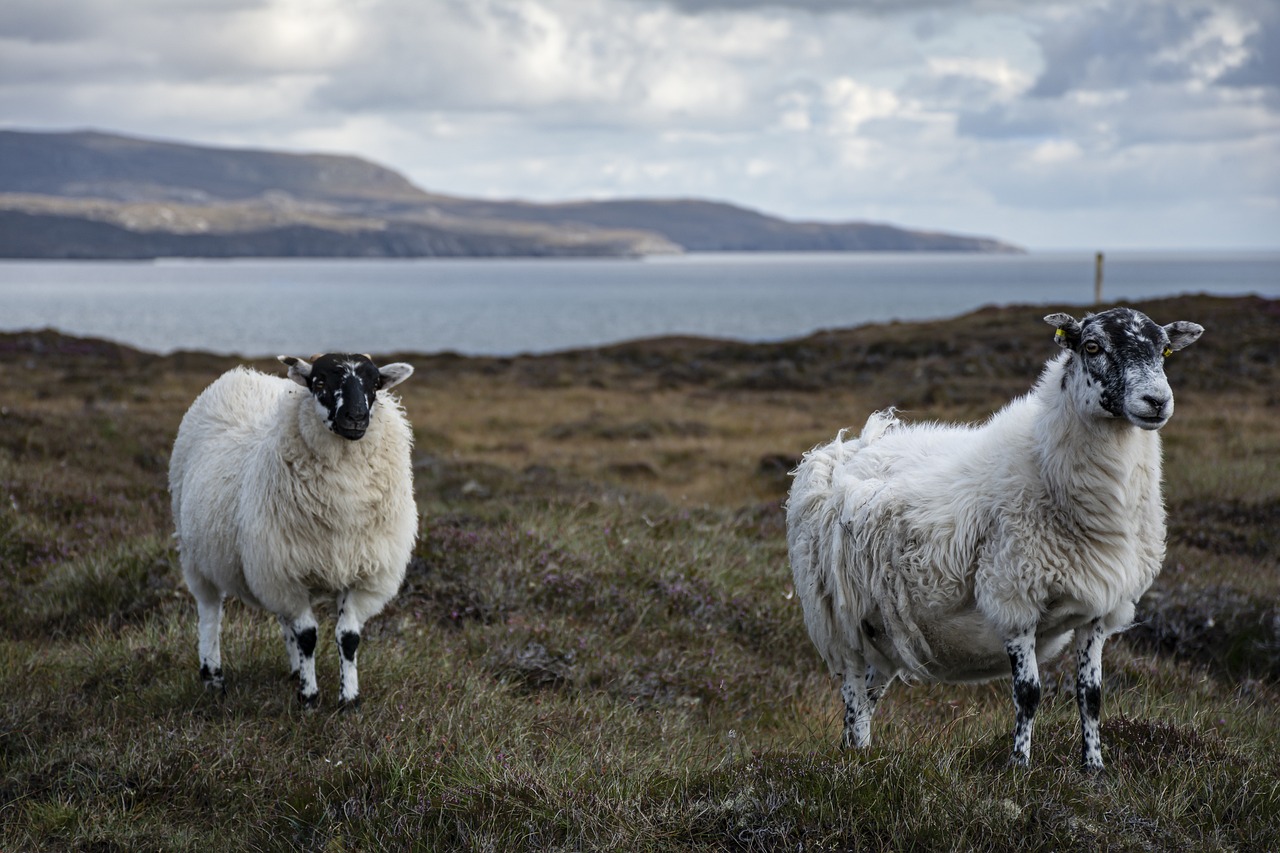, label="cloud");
[310,0,802,133]
[1027,0,1266,97]
[950,0,1279,203]
[628,0,1023,15]
[0,0,1275,248]
[1217,0,1280,108]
